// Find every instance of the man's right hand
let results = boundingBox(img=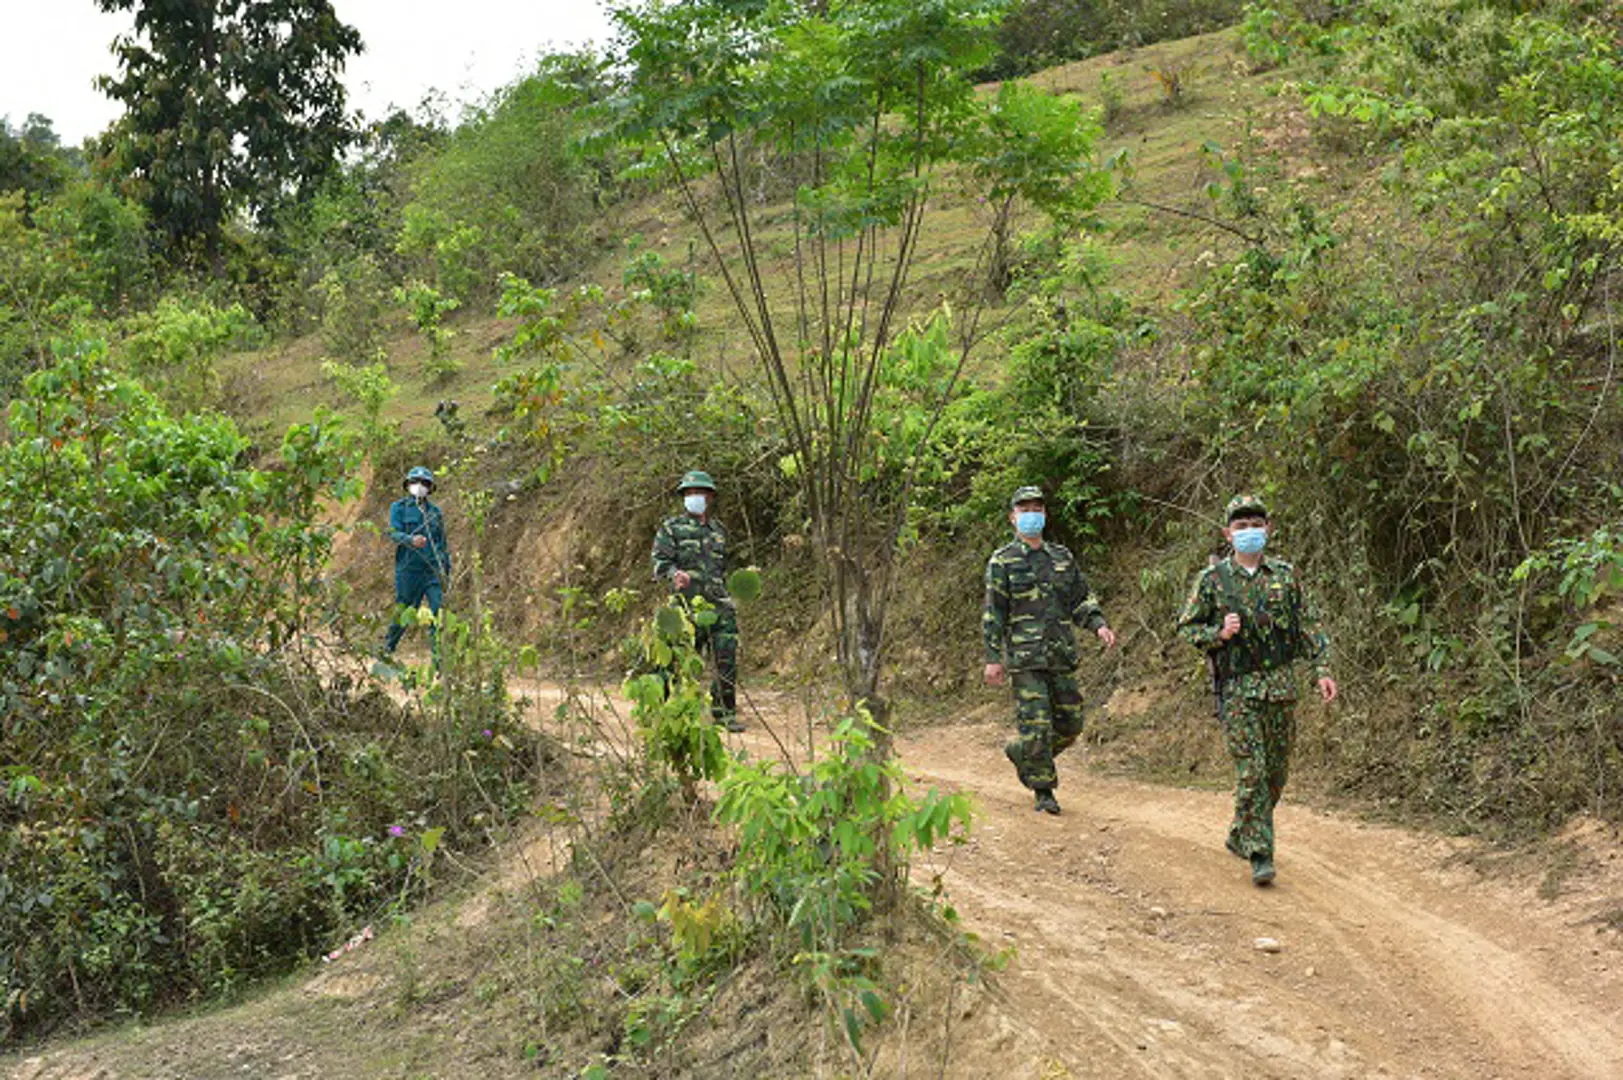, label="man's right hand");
[672,570,691,590]
[984,662,1006,687]
[411,535,428,549]
[1218,612,1241,640]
